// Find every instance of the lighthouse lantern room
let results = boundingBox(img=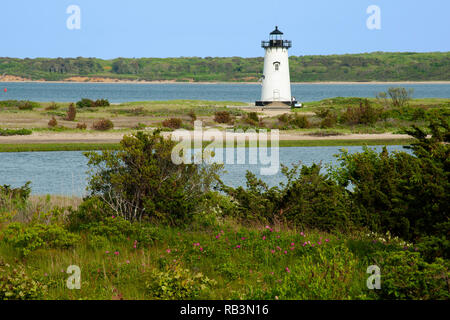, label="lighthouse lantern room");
[256,26,296,107]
